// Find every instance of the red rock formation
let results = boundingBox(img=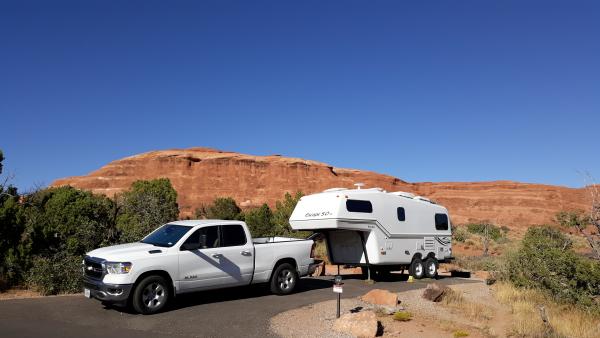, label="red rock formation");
[51,147,589,228]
